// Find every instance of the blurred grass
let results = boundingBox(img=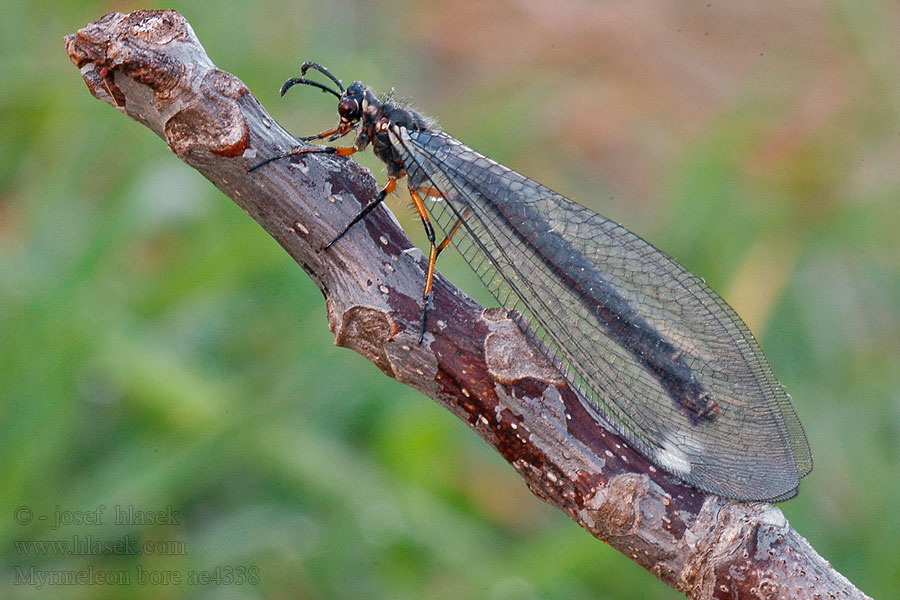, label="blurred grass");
[1,1,899,599]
